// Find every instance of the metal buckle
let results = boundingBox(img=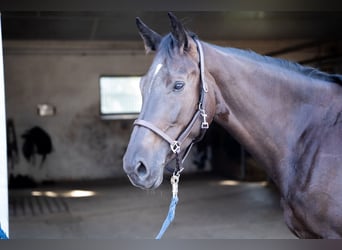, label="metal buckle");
[200,107,209,129]
[201,121,209,129]
[171,173,180,198]
[170,141,181,154]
